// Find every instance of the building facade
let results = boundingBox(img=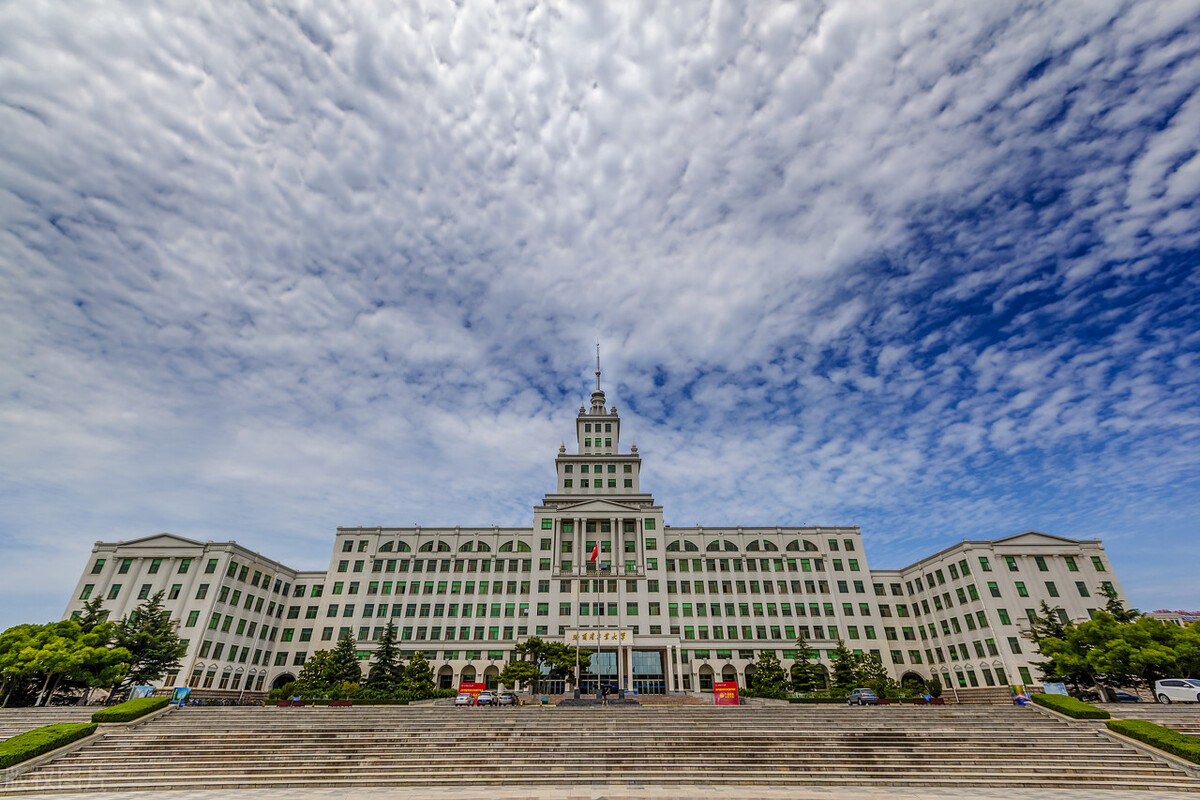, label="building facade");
[64,379,1131,698]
